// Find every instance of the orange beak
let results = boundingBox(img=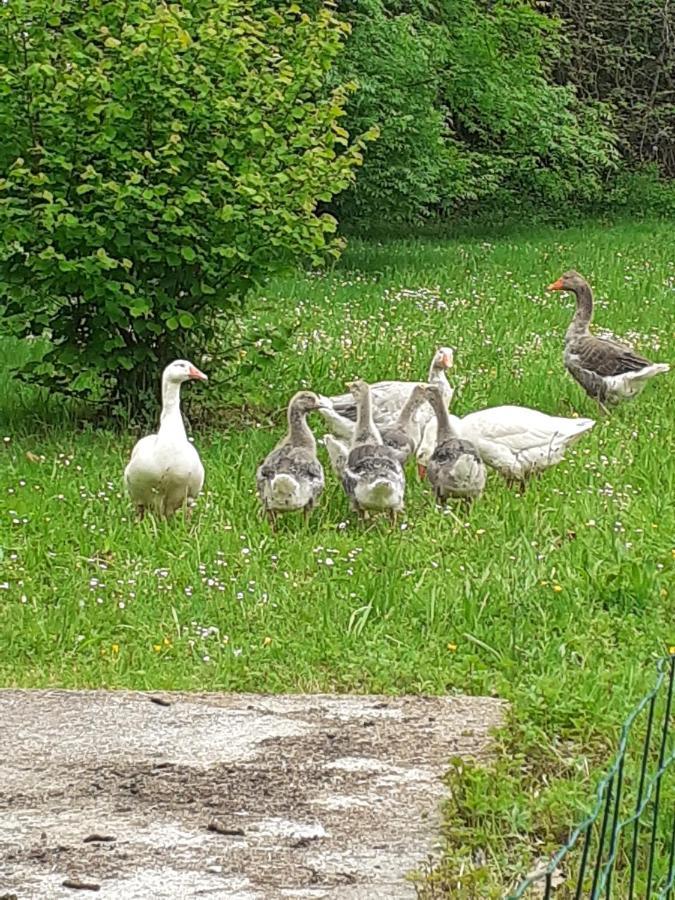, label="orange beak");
[417,464,427,480]
[547,278,564,291]
[189,365,208,381]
